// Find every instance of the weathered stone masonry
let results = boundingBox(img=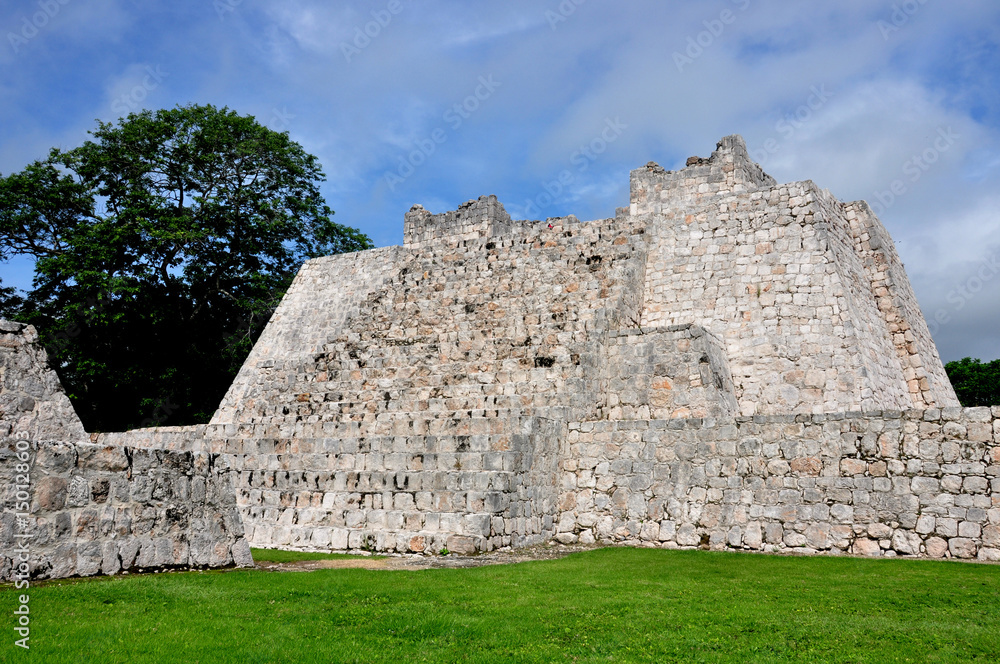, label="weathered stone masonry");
[557,408,1000,561]
[4,135,995,576]
[0,322,252,580]
[196,135,991,561]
